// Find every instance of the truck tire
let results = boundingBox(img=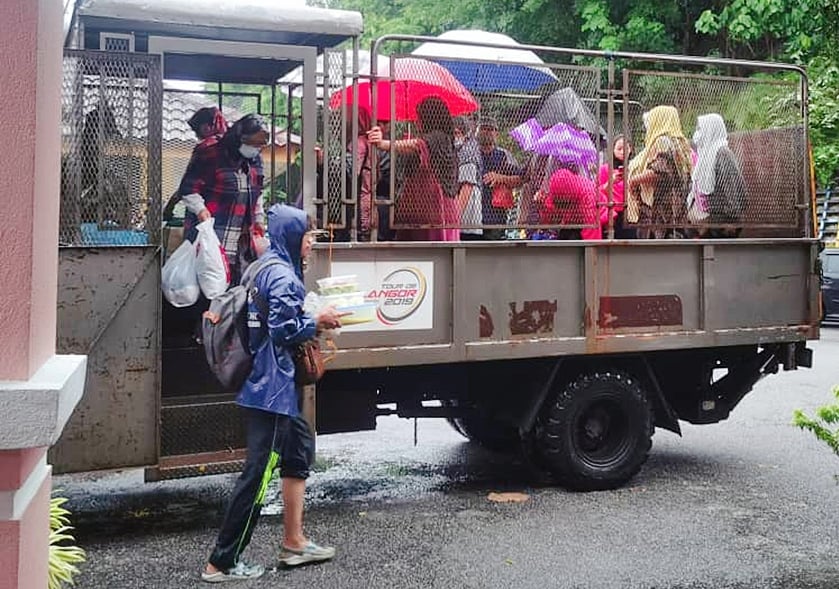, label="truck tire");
[453,415,519,453]
[443,401,519,452]
[536,371,653,491]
